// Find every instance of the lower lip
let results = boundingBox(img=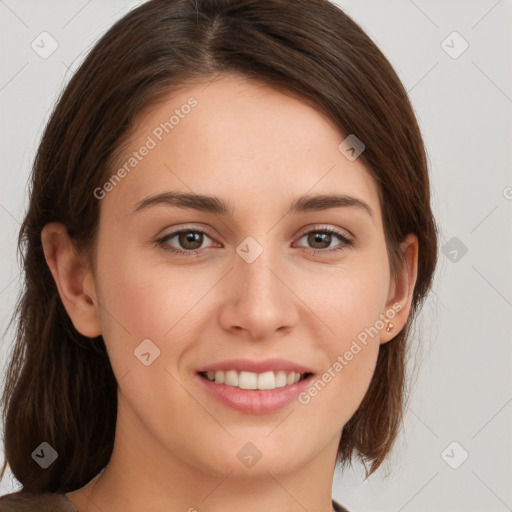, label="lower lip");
[195,373,314,414]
